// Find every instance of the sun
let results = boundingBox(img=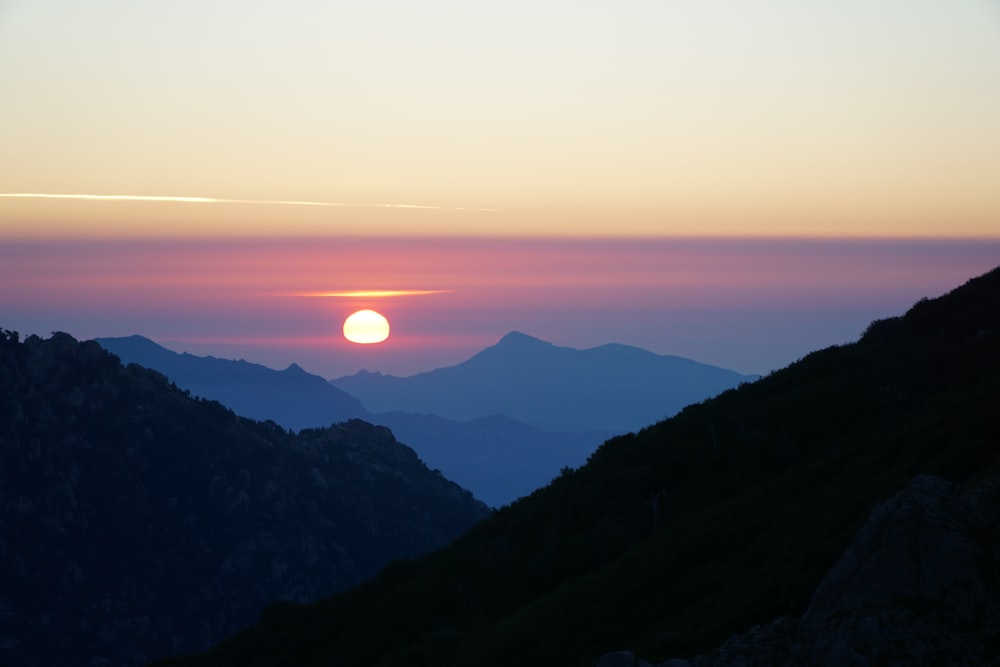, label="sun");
[343,309,390,344]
